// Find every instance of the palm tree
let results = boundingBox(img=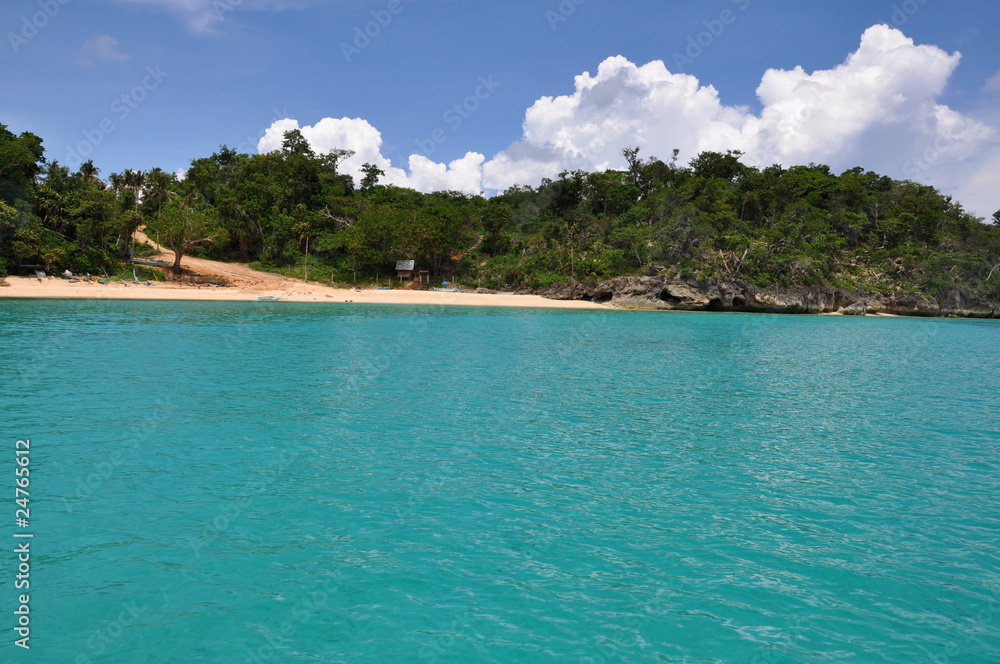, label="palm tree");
[109,172,126,199]
[79,160,100,186]
[42,161,70,190]
[123,169,147,214]
[145,168,175,220]
[123,169,148,255]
